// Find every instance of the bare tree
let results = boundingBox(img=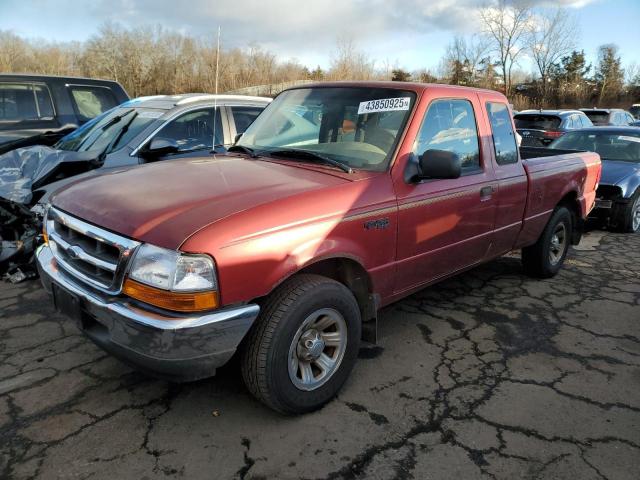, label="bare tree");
[329,36,374,81]
[443,35,489,85]
[528,8,577,102]
[480,0,531,96]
